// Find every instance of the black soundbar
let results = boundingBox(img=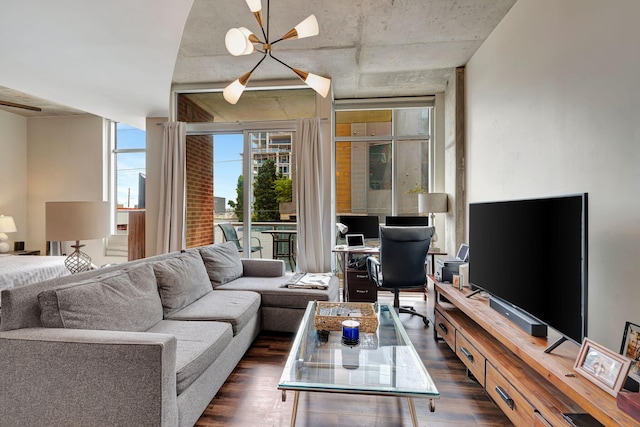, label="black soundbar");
[489,297,547,337]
